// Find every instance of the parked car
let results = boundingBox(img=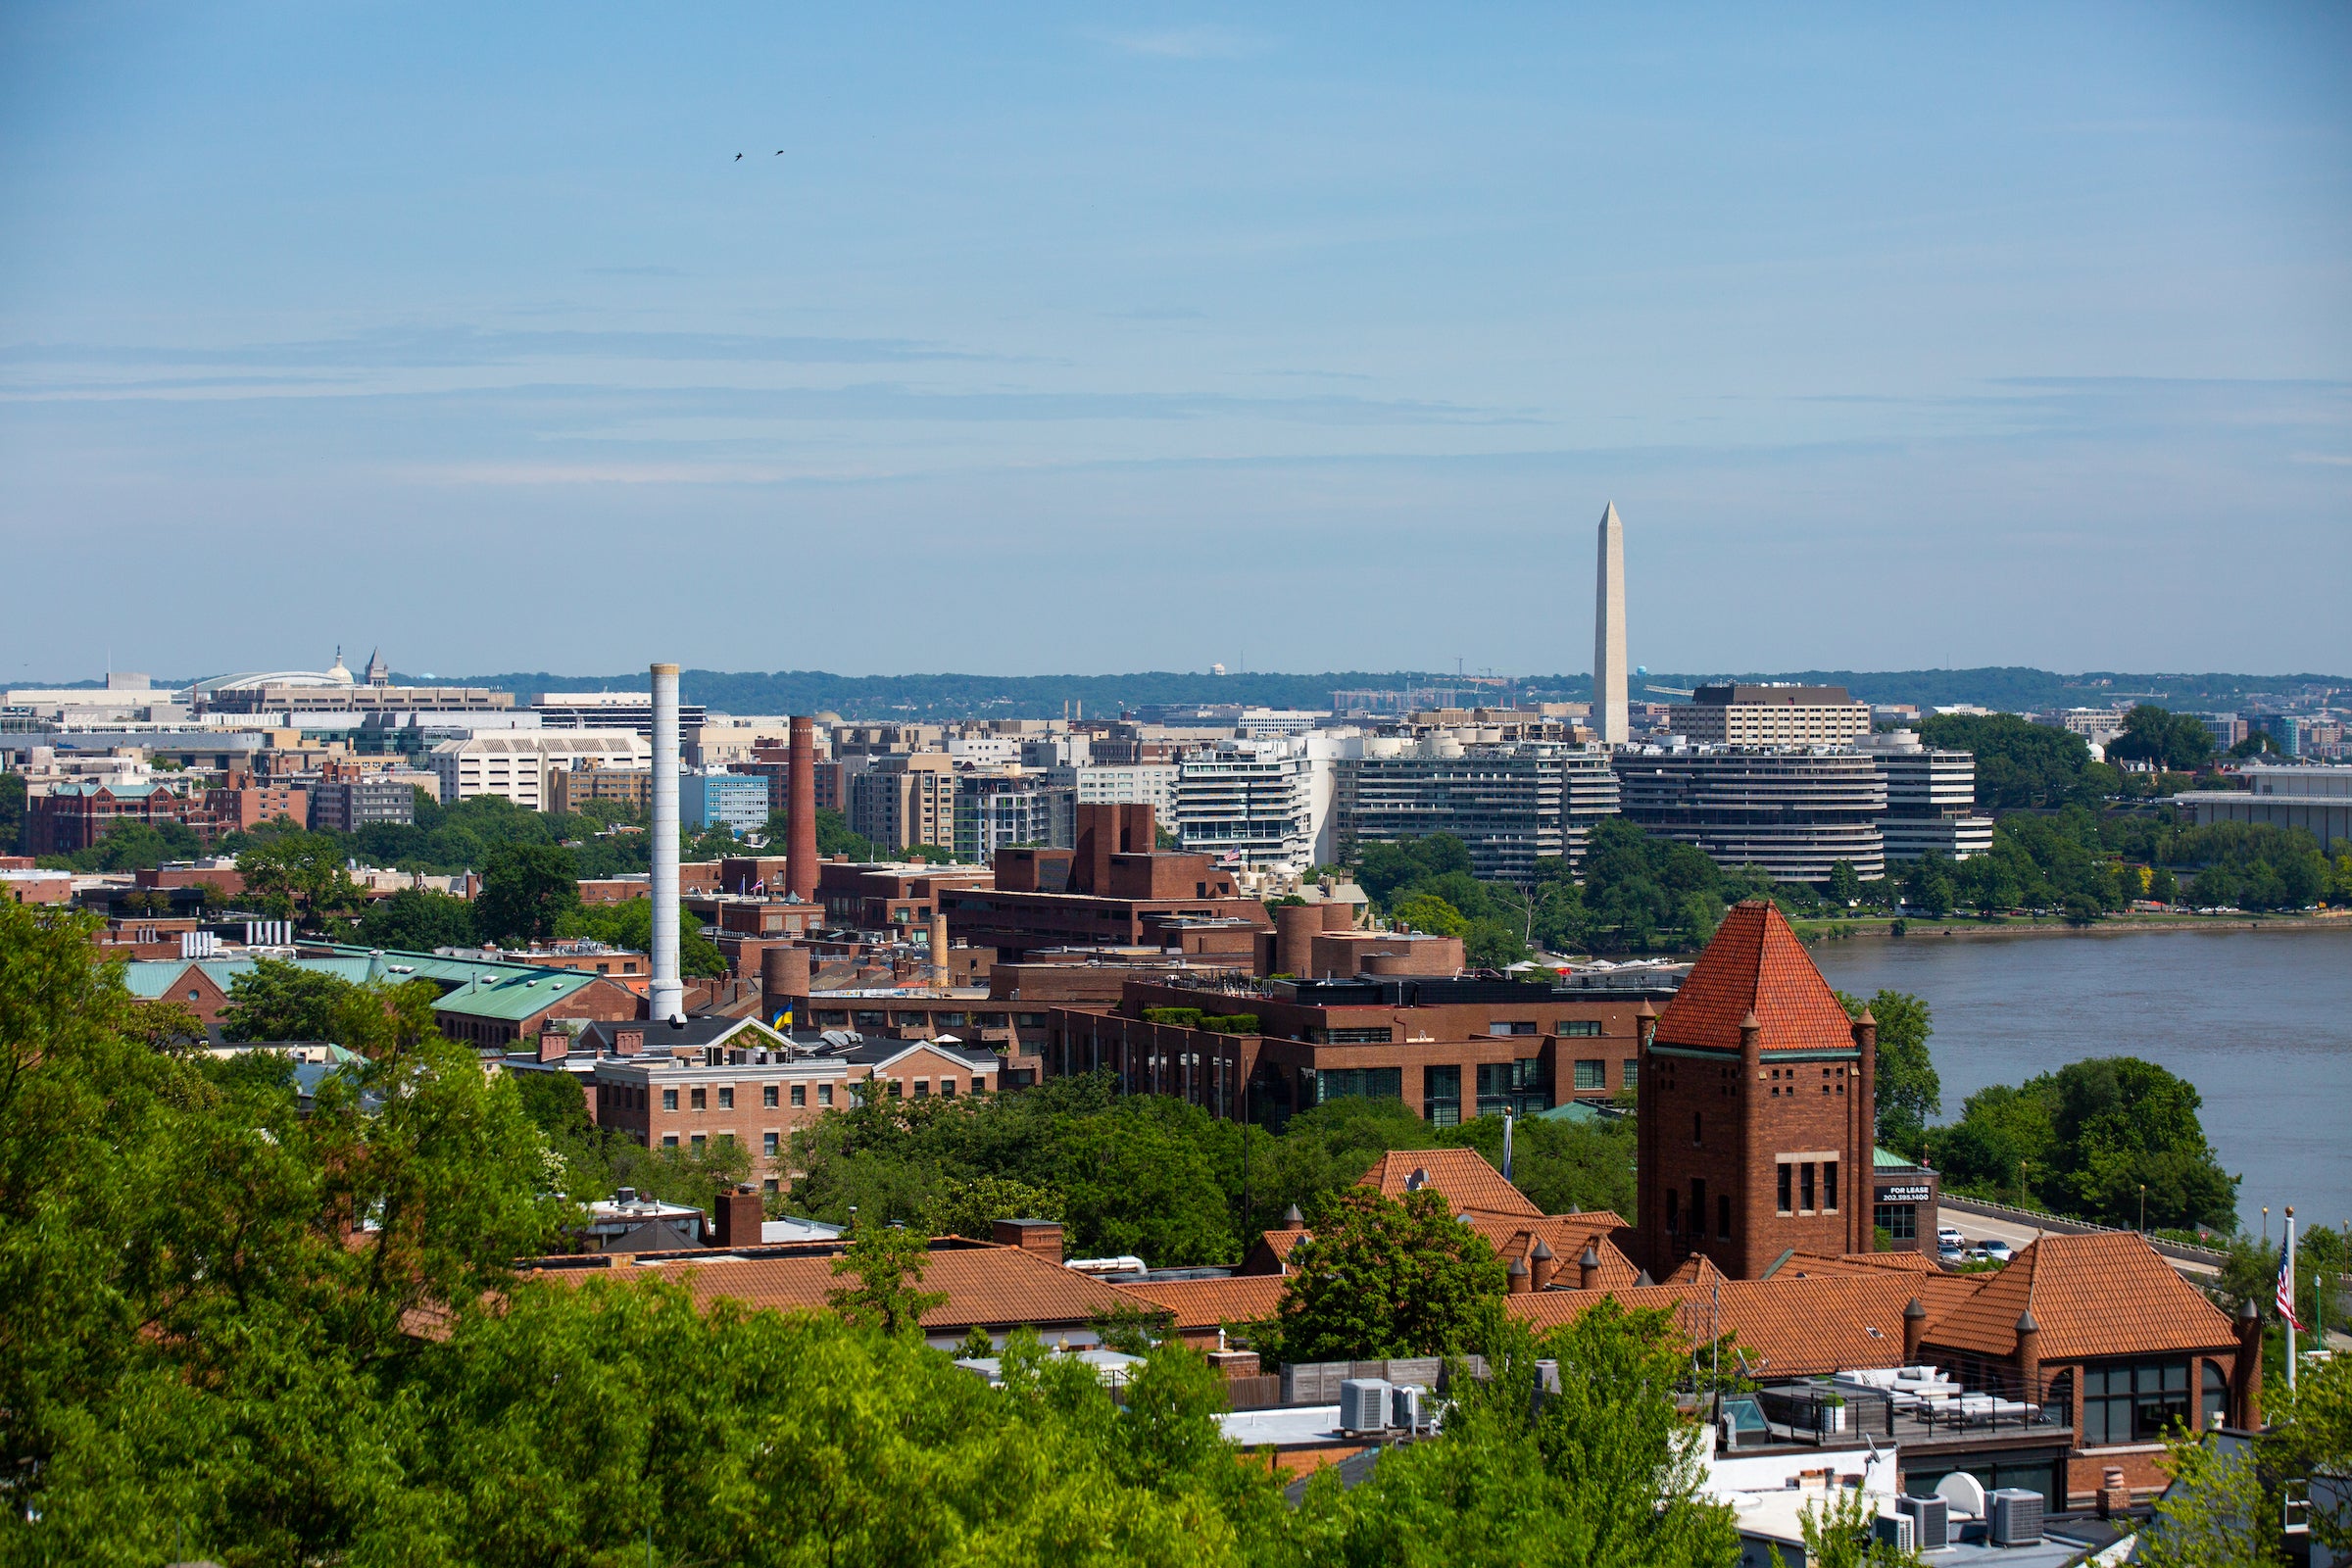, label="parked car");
[1936,1226,1966,1250]
[1936,1242,1967,1264]
[1981,1239,2014,1262]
